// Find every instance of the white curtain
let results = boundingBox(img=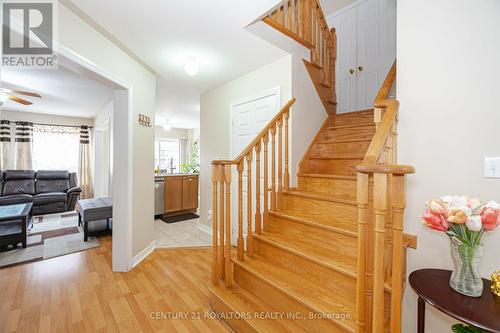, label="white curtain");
[0,120,13,170]
[14,121,33,170]
[78,125,93,199]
